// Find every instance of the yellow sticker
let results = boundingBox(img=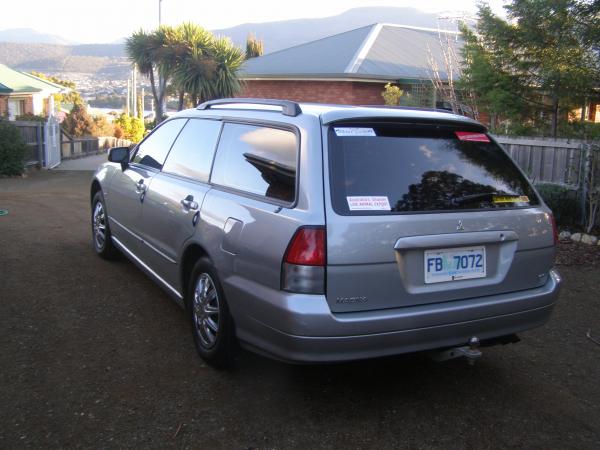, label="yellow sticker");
[493,195,529,204]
